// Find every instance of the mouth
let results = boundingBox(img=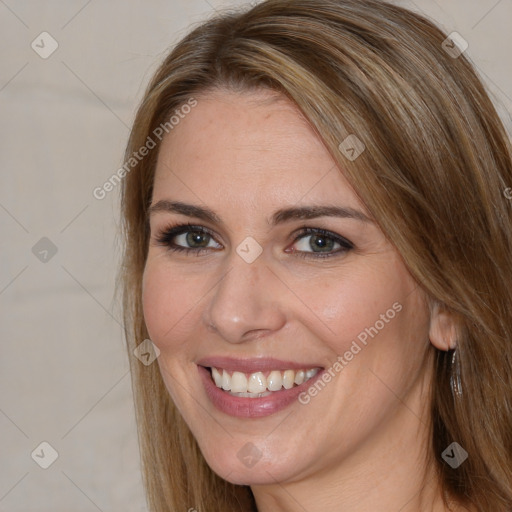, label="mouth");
[208,366,321,397]
[196,358,324,418]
